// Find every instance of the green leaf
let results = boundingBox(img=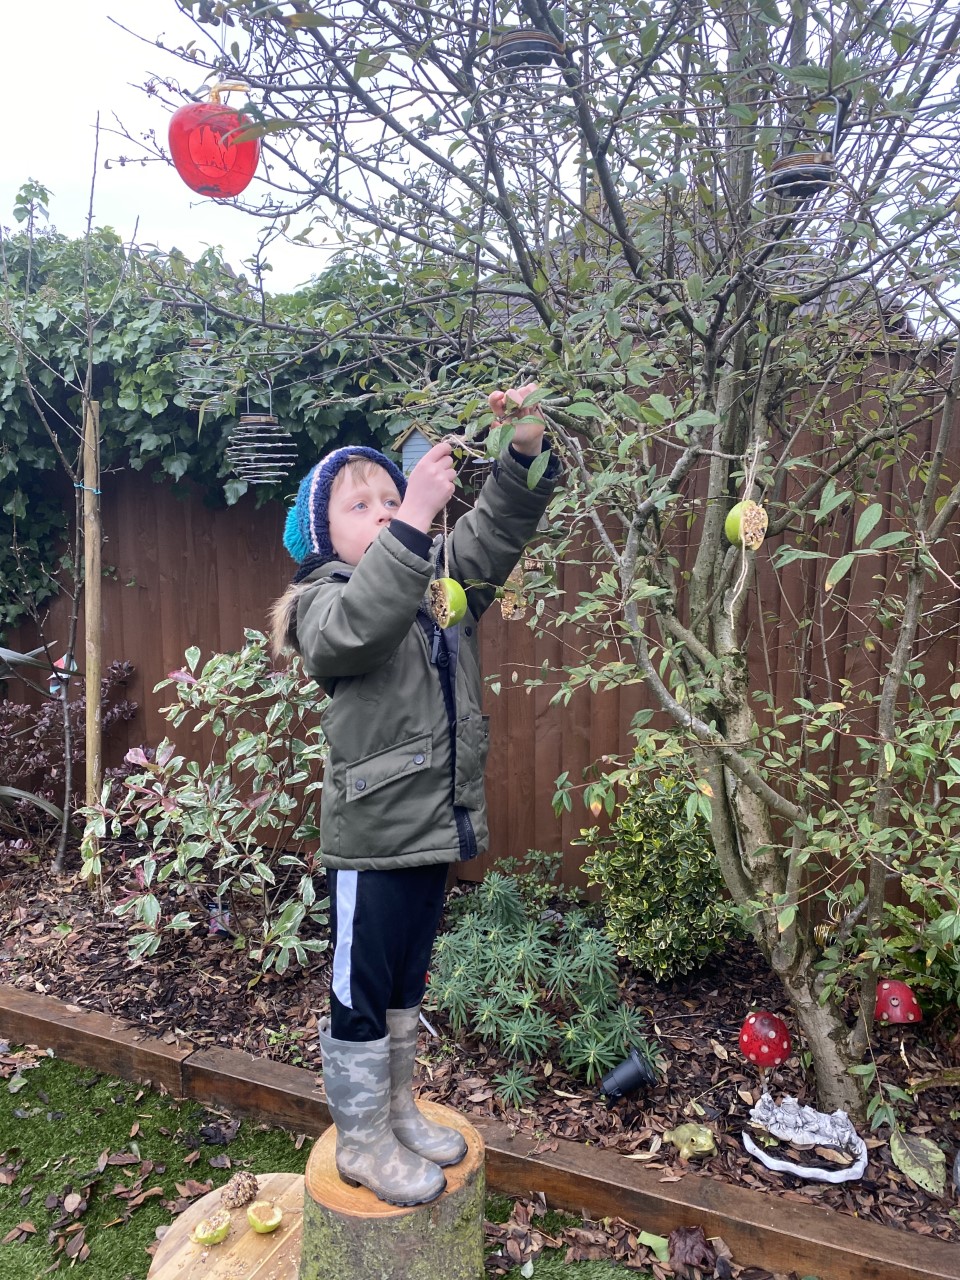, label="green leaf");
[231,118,307,143]
[777,904,797,932]
[869,530,910,550]
[679,409,718,428]
[637,1231,670,1264]
[564,400,605,420]
[890,1125,946,1195]
[854,503,883,546]
[780,65,831,89]
[353,49,391,79]
[648,393,674,421]
[771,546,824,567]
[824,554,855,592]
[0,785,65,824]
[526,449,552,490]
